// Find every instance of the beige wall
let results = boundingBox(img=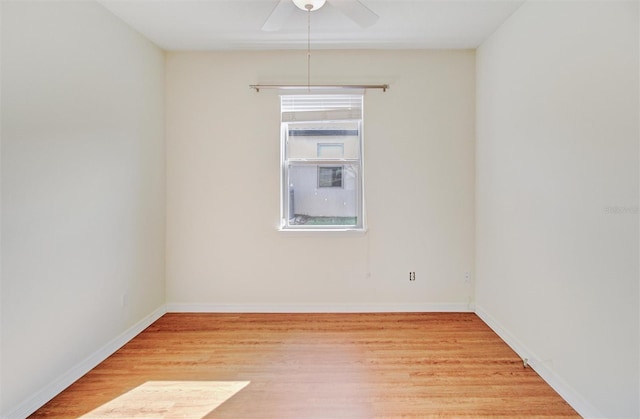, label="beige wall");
[165,50,475,309]
[476,1,639,417]
[1,1,165,415]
